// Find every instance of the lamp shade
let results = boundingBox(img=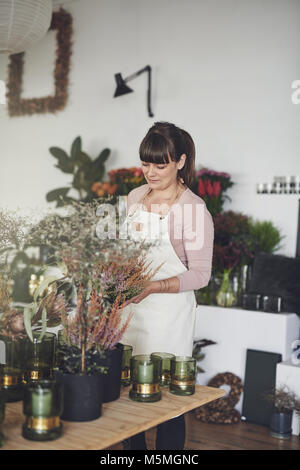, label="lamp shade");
[113,73,133,97]
[0,0,52,55]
